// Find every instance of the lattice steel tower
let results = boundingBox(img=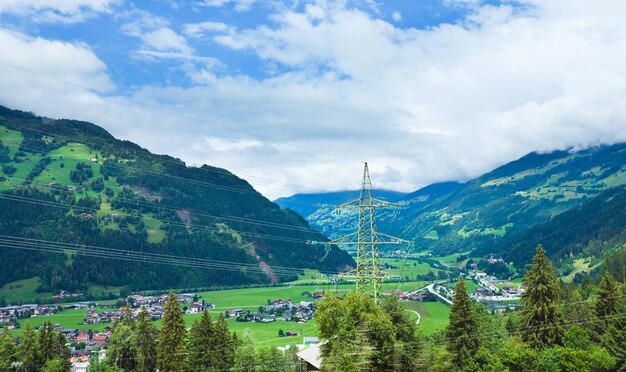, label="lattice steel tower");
[328,162,410,302]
